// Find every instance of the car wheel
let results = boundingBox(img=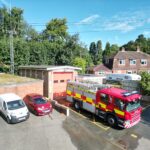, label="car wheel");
[107,115,117,127]
[34,110,38,116]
